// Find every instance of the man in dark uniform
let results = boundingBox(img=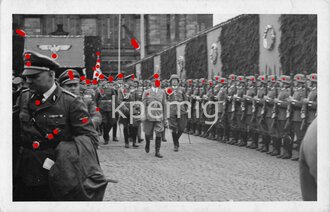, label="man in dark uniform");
[271,75,291,157]
[188,79,198,135]
[96,77,117,144]
[262,75,277,153]
[142,77,167,158]
[136,78,145,143]
[288,74,308,160]
[227,74,237,144]
[58,69,102,131]
[117,74,140,148]
[191,79,203,136]
[301,73,317,130]
[232,76,247,146]
[215,78,229,143]
[165,74,188,151]
[244,76,258,149]
[205,80,217,140]
[14,51,100,200]
[254,75,268,151]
